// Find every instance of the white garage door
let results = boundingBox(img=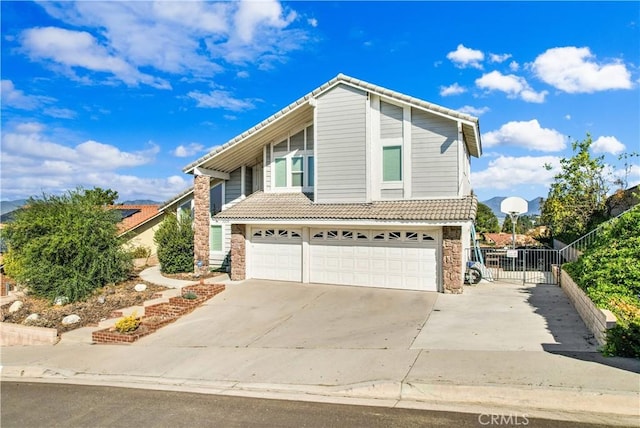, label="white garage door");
[310,229,439,292]
[250,228,302,282]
